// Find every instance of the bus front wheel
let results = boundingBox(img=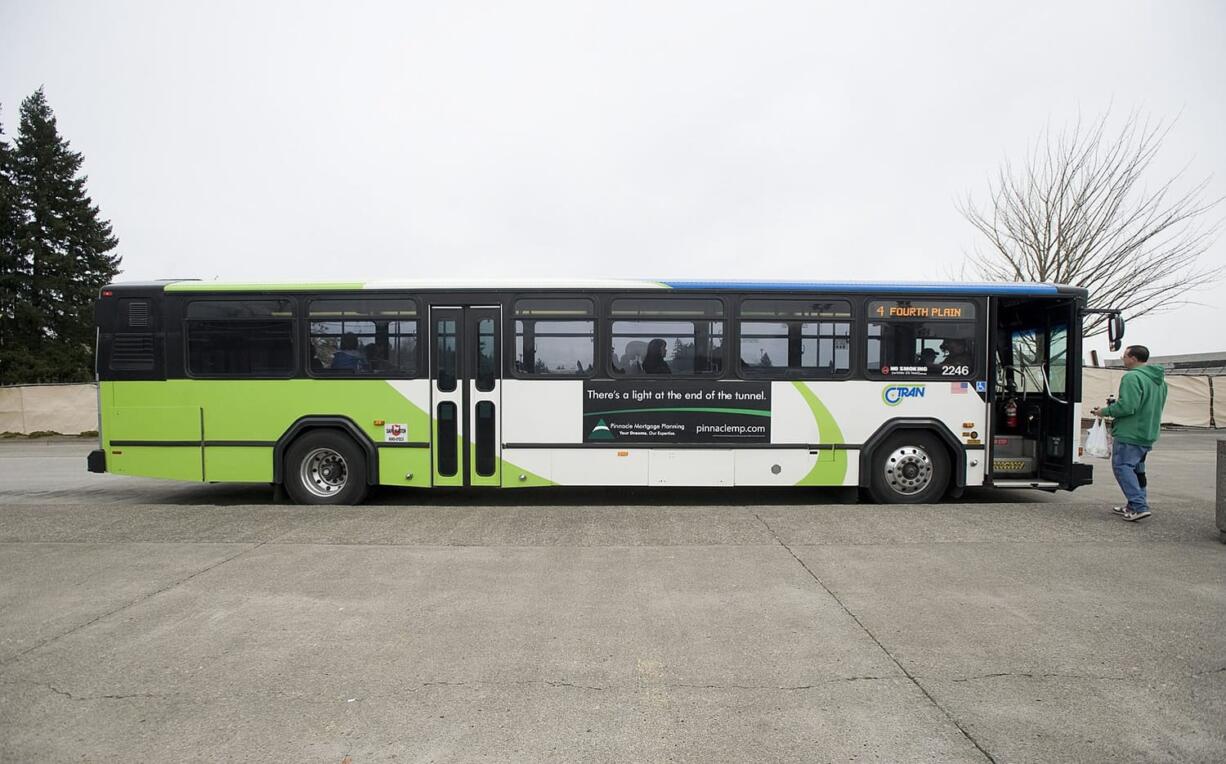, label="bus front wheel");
[284,431,369,505]
[867,432,950,504]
